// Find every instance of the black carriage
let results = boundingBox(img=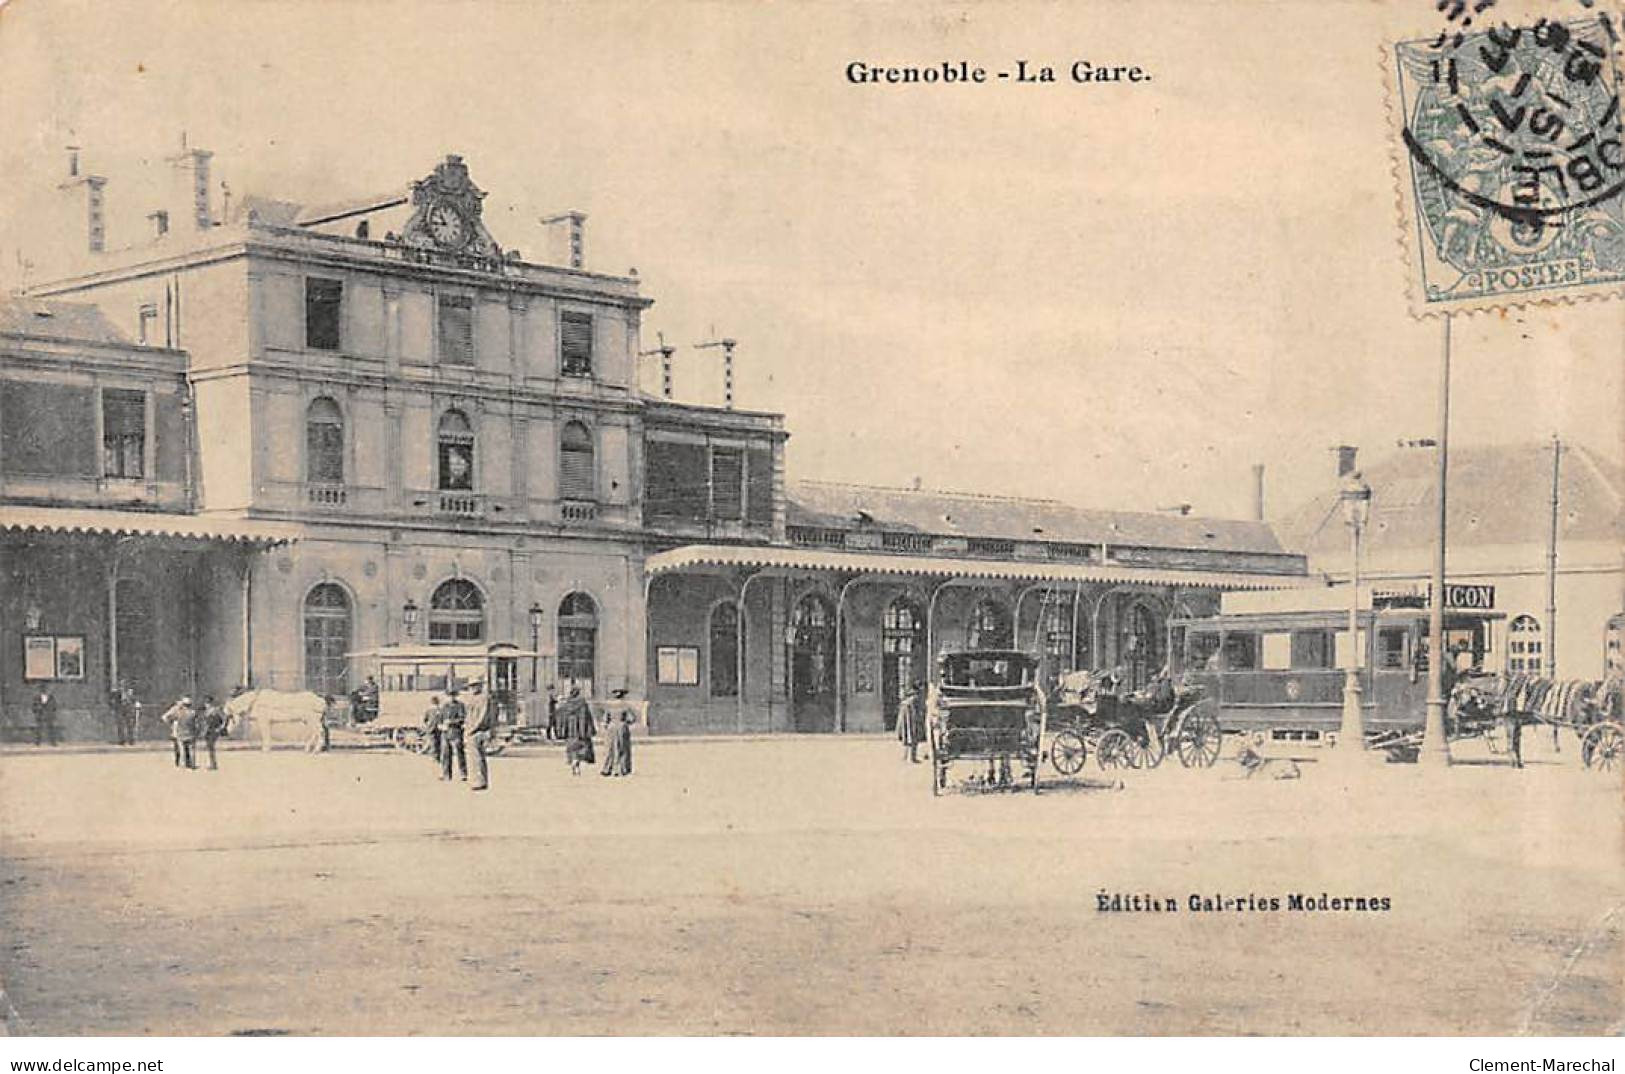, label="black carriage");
[1046,670,1221,774]
[927,650,1046,796]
